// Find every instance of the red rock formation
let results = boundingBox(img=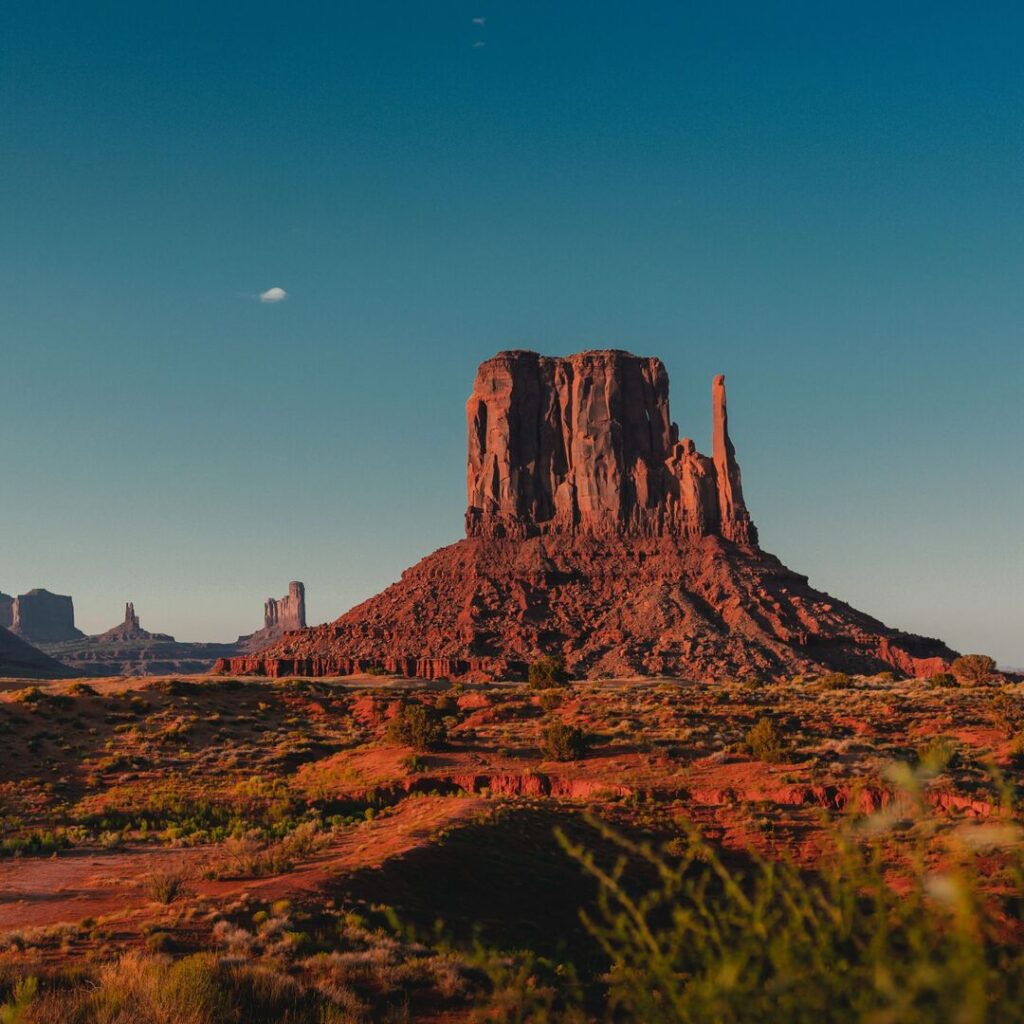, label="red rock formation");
[10,589,84,644]
[465,351,756,542]
[221,349,957,682]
